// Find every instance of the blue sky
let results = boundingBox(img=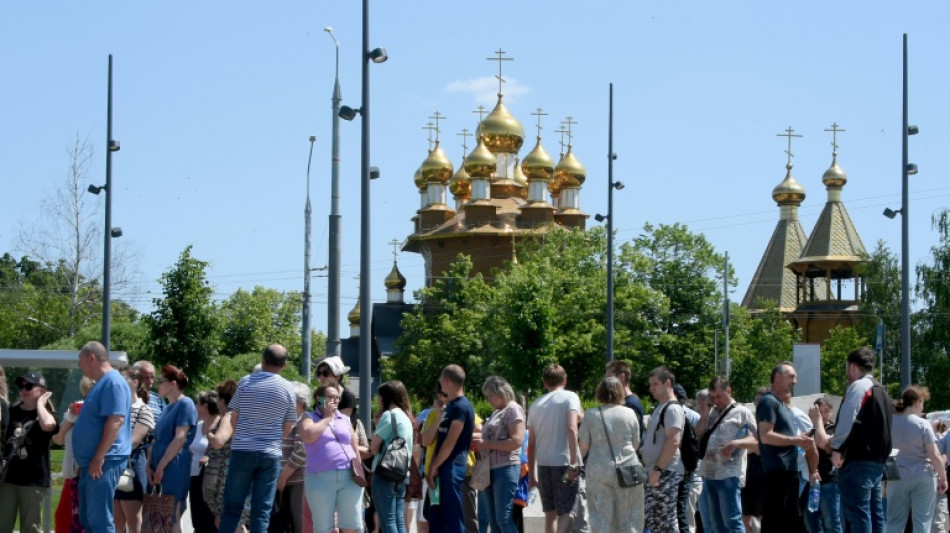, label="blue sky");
[2,2,949,345]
